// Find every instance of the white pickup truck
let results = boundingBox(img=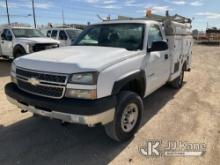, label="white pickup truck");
[5,17,192,141]
[46,28,82,47]
[0,27,60,59]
